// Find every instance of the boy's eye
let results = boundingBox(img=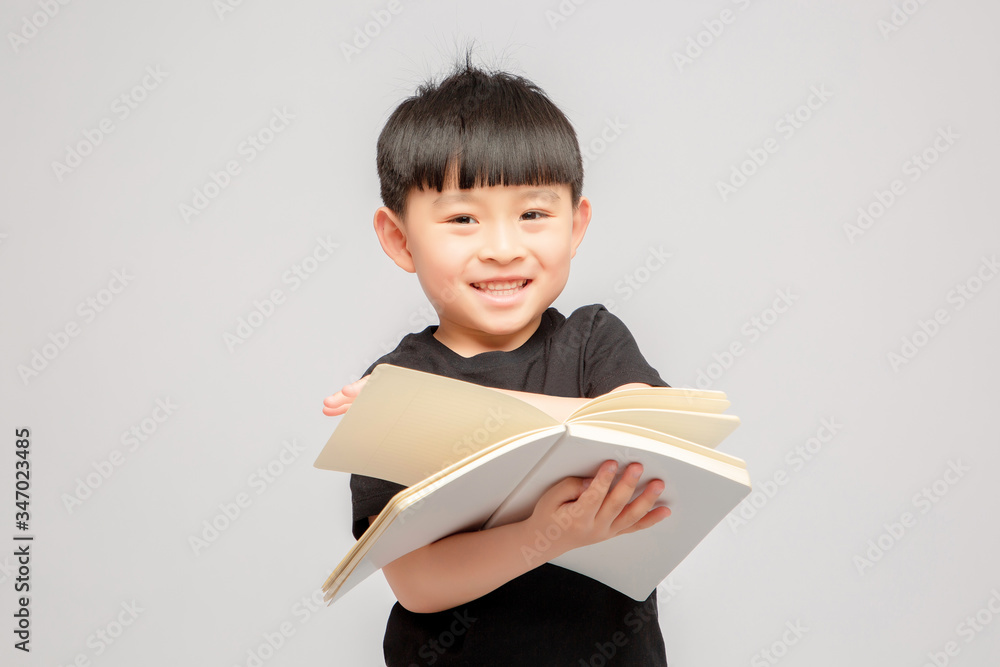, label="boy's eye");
[447,211,548,224]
